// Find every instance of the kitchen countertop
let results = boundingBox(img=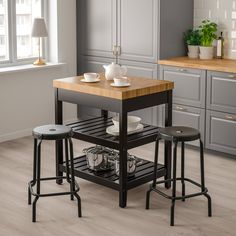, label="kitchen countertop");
[53,74,174,100]
[158,57,236,73]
